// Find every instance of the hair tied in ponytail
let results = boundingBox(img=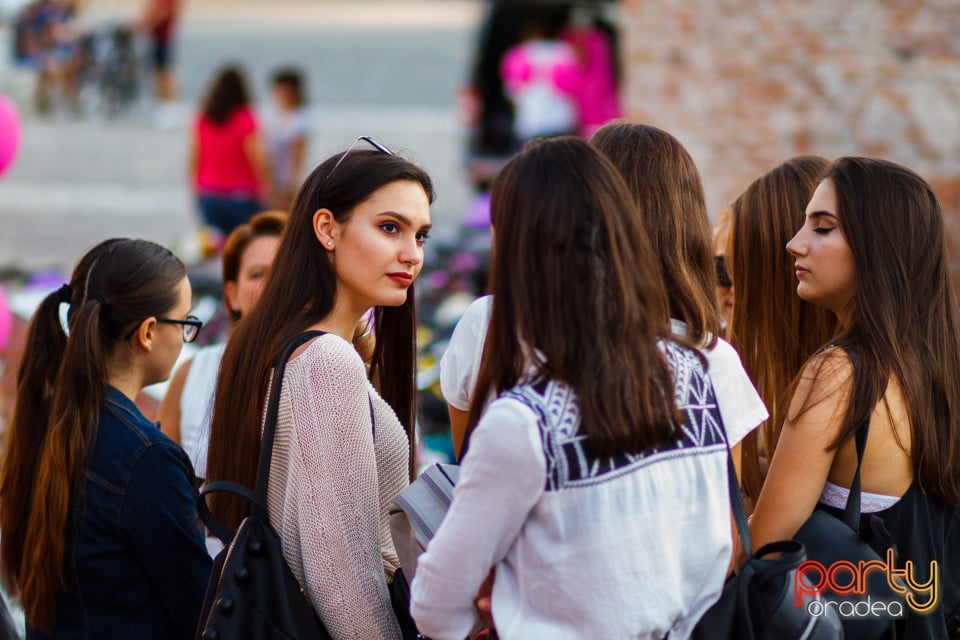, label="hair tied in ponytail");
[56,284,72,304]
[91,294,108,308]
